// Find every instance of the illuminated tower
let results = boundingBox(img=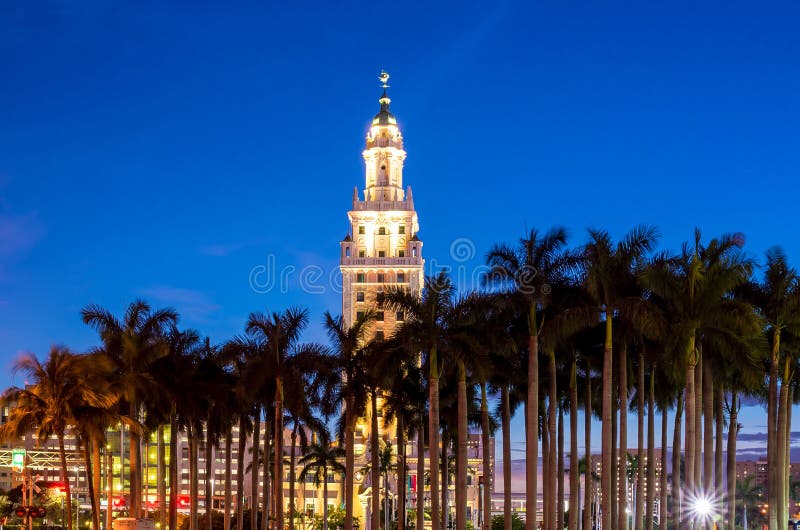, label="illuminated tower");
[340,72,424,337]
